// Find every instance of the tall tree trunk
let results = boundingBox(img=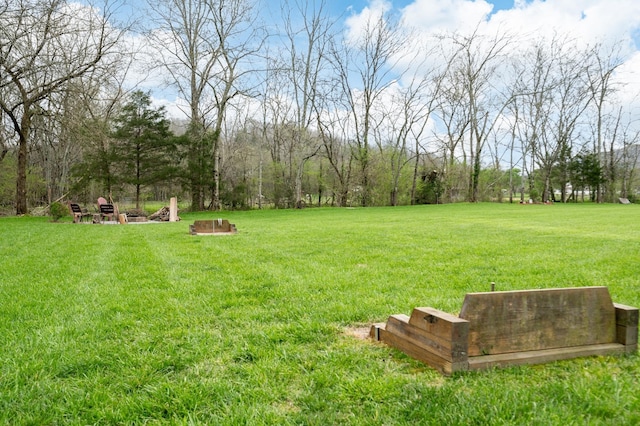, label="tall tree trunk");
[16,135,28,215]
[211,128,221,211]
[16,113,32,215]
